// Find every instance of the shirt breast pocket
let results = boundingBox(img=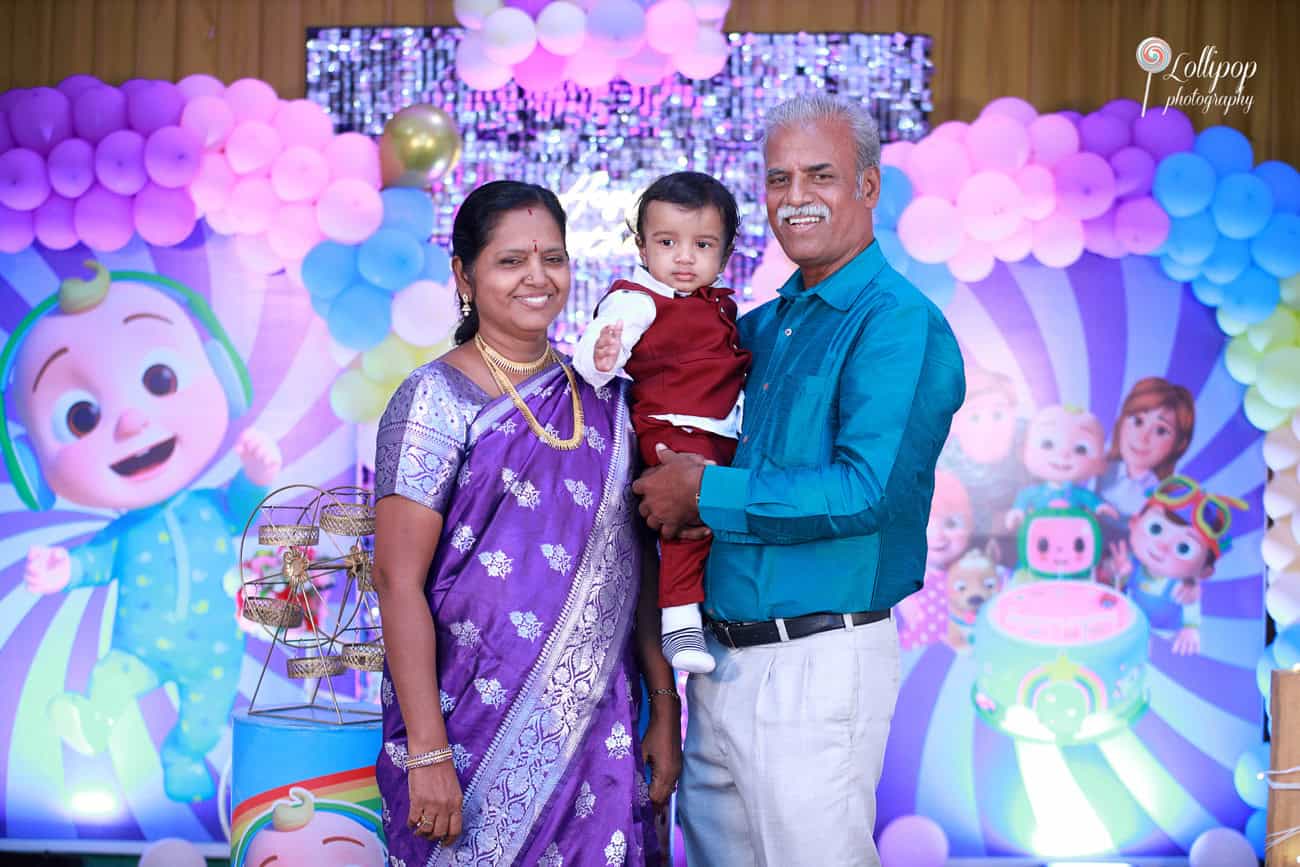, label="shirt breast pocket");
[771,375,828,465]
